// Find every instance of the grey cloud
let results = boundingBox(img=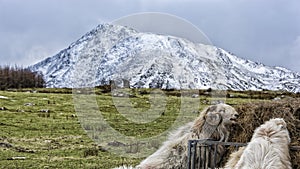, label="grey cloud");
[0,0,299,73]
